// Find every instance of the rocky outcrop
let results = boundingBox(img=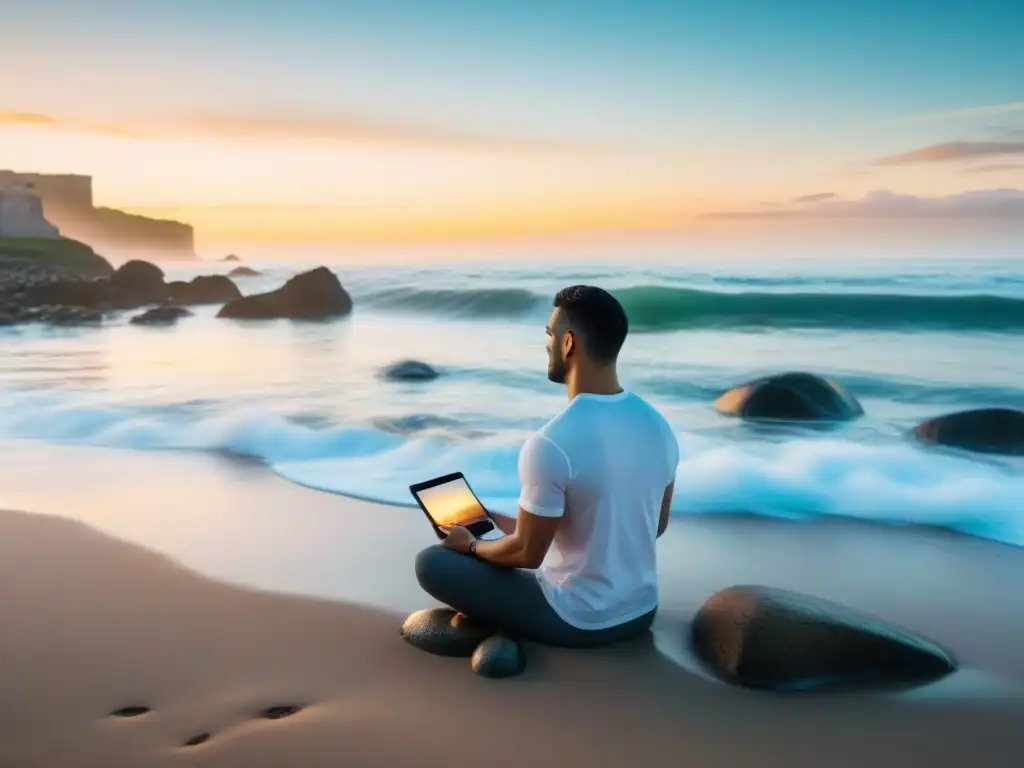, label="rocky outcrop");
[1,249,112,325]
[217,267,352,320]
[228,266,261,277]
[167,275,242,305]
[382,360,439,382]
[0,171,196,260]
[401,608,494,657]
[220,254,241,262]
[0,237,112,277]
[130,306,193,326]
[0,255,244,326]
[715,372,863,422]
[911,408,1024,456]
[0,303,103,326]
[691,585,956,691]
